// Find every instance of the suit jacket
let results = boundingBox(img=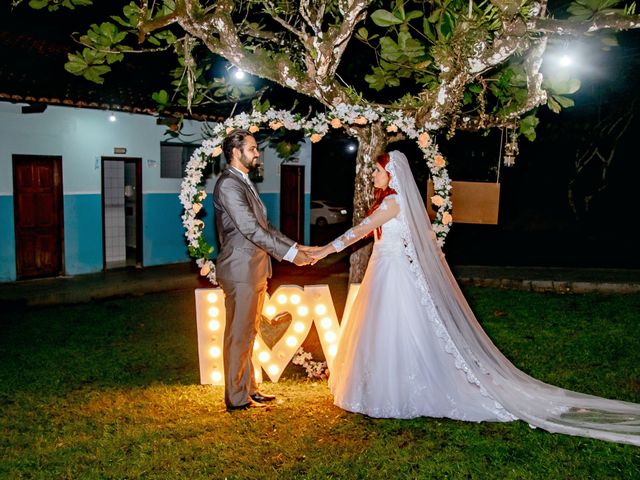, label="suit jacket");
[213,167,294,285]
